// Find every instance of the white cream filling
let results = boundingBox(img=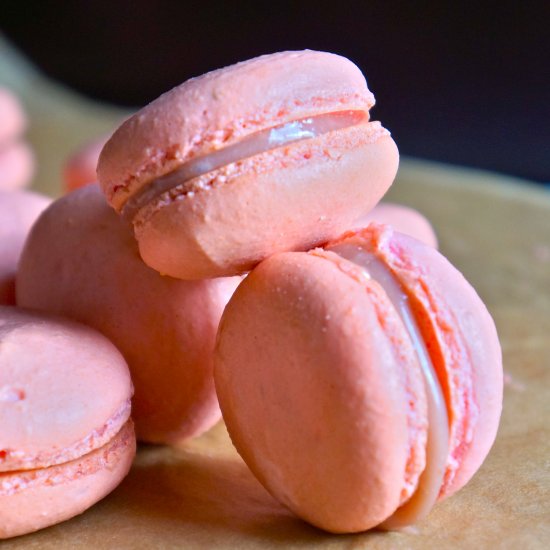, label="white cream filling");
[329,243,449,529]
[121,110,367,221]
